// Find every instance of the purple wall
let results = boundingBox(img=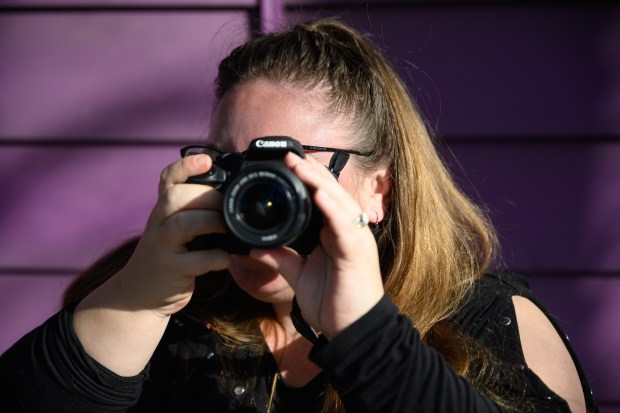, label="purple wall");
[1,1,619,410]
[0,1,251,353]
